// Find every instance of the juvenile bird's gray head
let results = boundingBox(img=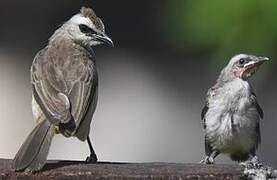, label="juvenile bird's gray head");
[53,7,113,48]
[219,54,269,82]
